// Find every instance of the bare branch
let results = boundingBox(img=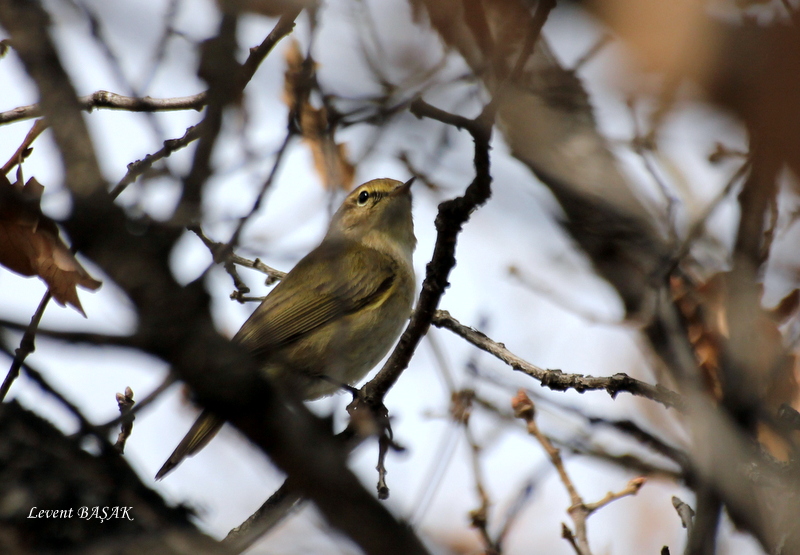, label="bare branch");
[225,130,295,250]
[0,291,51,401]
[582,477,646,513]
[587,417,690,469]
[0,91,207,126]
[363,100,493,403]
[110,123,203,199]
[433,310,685,410]
[188,225,286,301]
[113,9,300,202]
[512,390,592,555]
[513,391,646,555]
[562,441,683,482]
[627,97,679,243]
[0,344,108,445]
[1,118,46,174]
